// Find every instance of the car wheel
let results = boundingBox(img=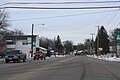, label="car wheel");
[13,60,16,63]
[41,58,43,60]
[17,59,20,63]
[33,57,36,60]
[44,57,46,60]
[23,59,26,62]
[5,59,9,63]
